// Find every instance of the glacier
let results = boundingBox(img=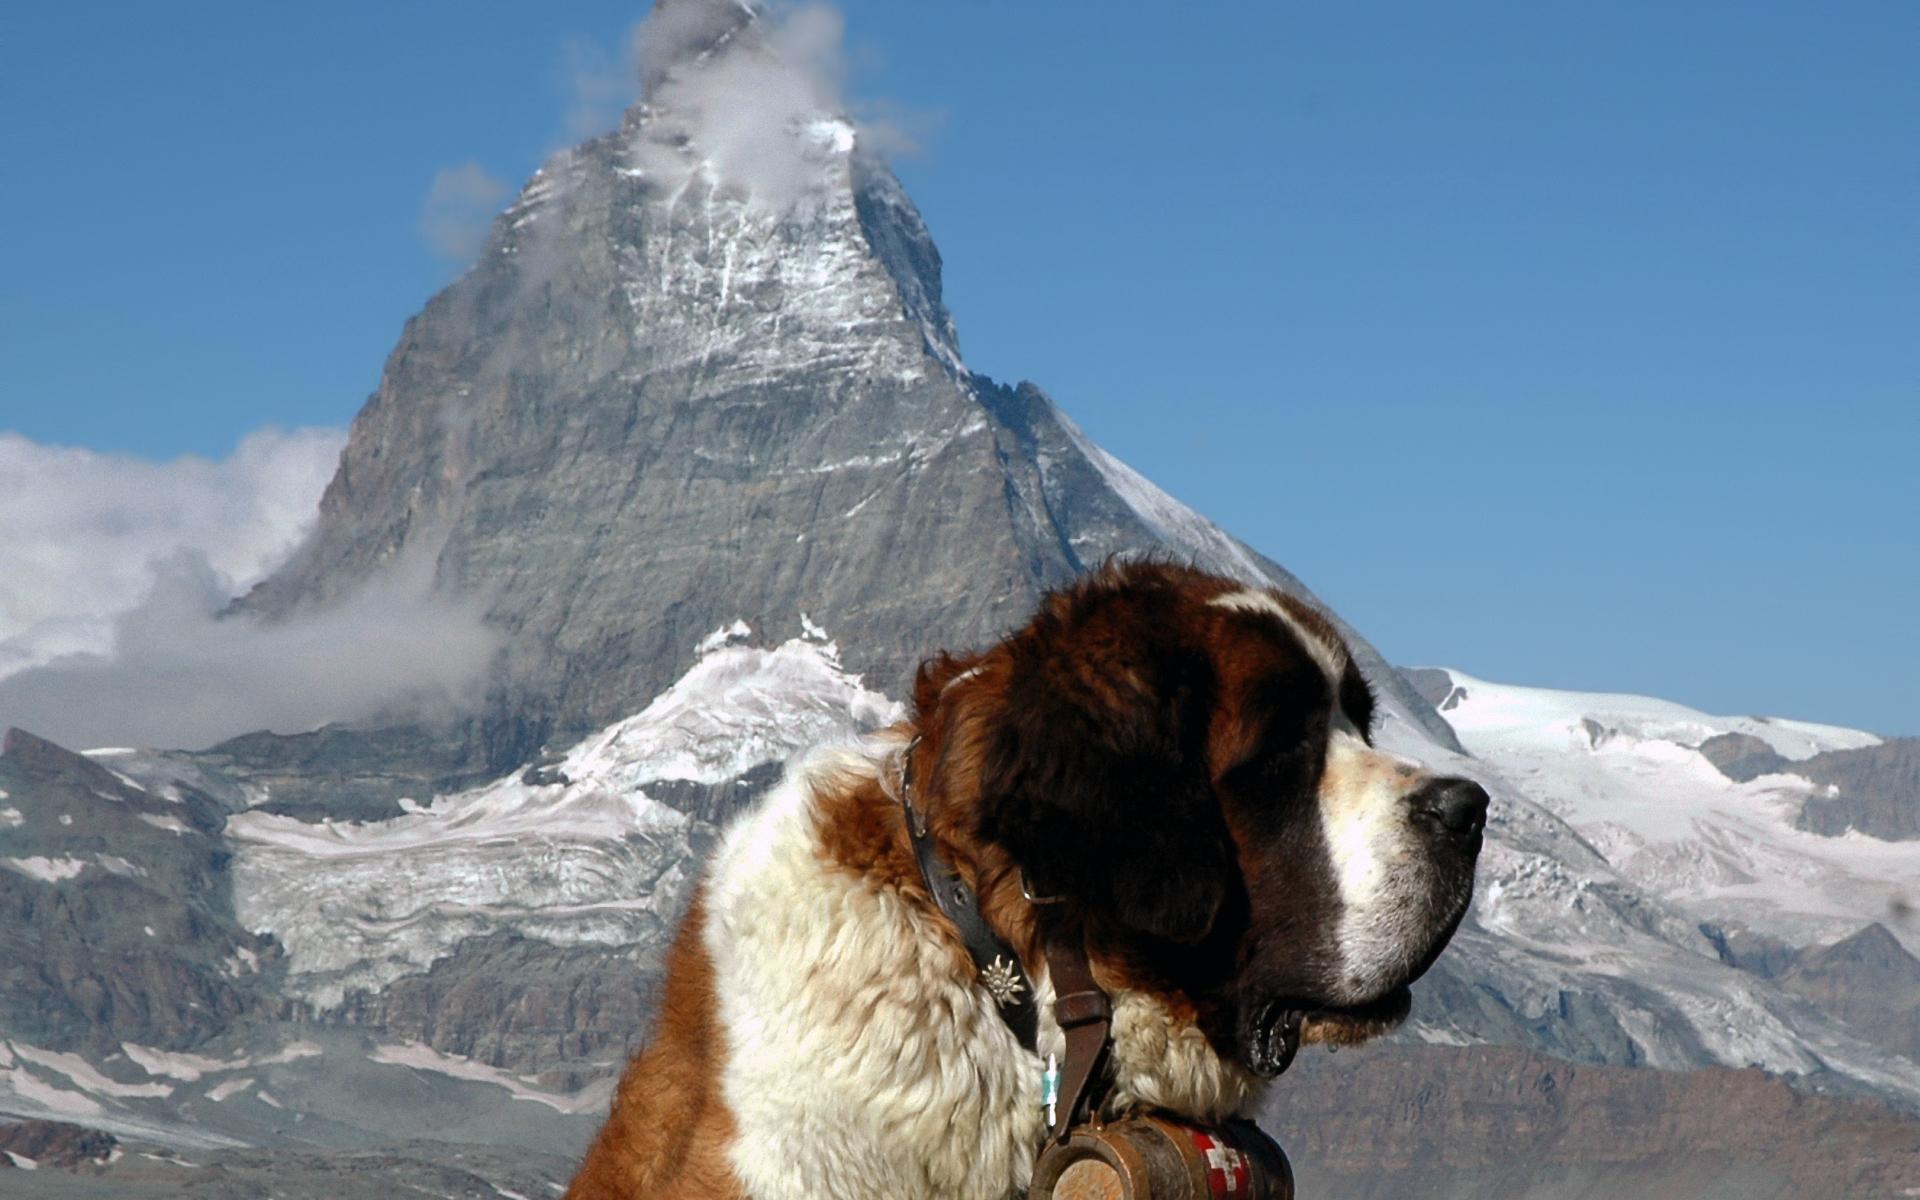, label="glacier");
[228,623,902,1009]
